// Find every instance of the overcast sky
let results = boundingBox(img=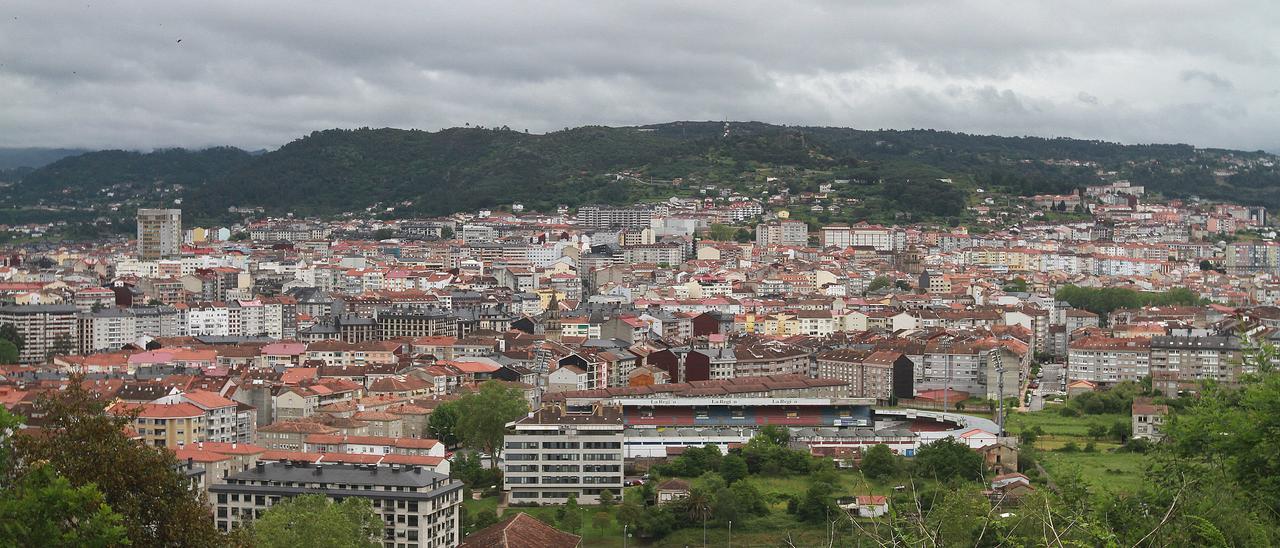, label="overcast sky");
[2,1,1278,151]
